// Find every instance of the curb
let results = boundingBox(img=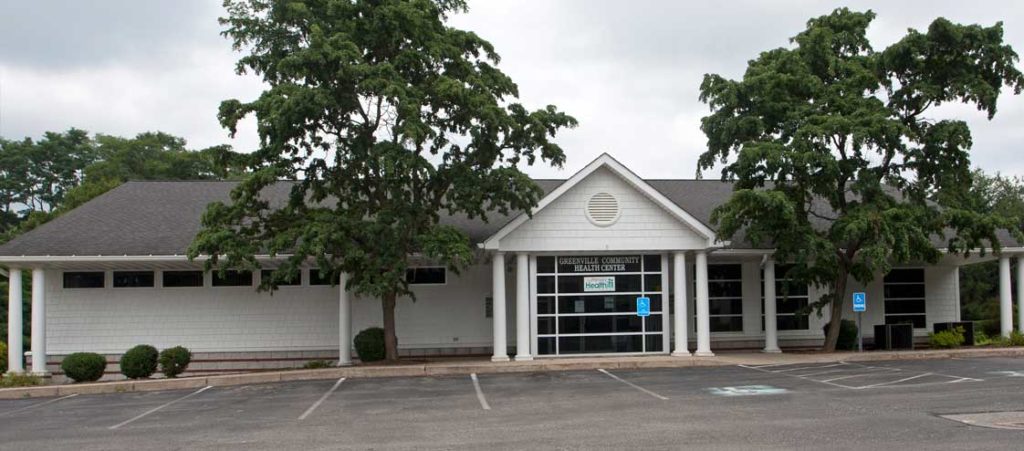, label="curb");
[2,347,1022,399]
